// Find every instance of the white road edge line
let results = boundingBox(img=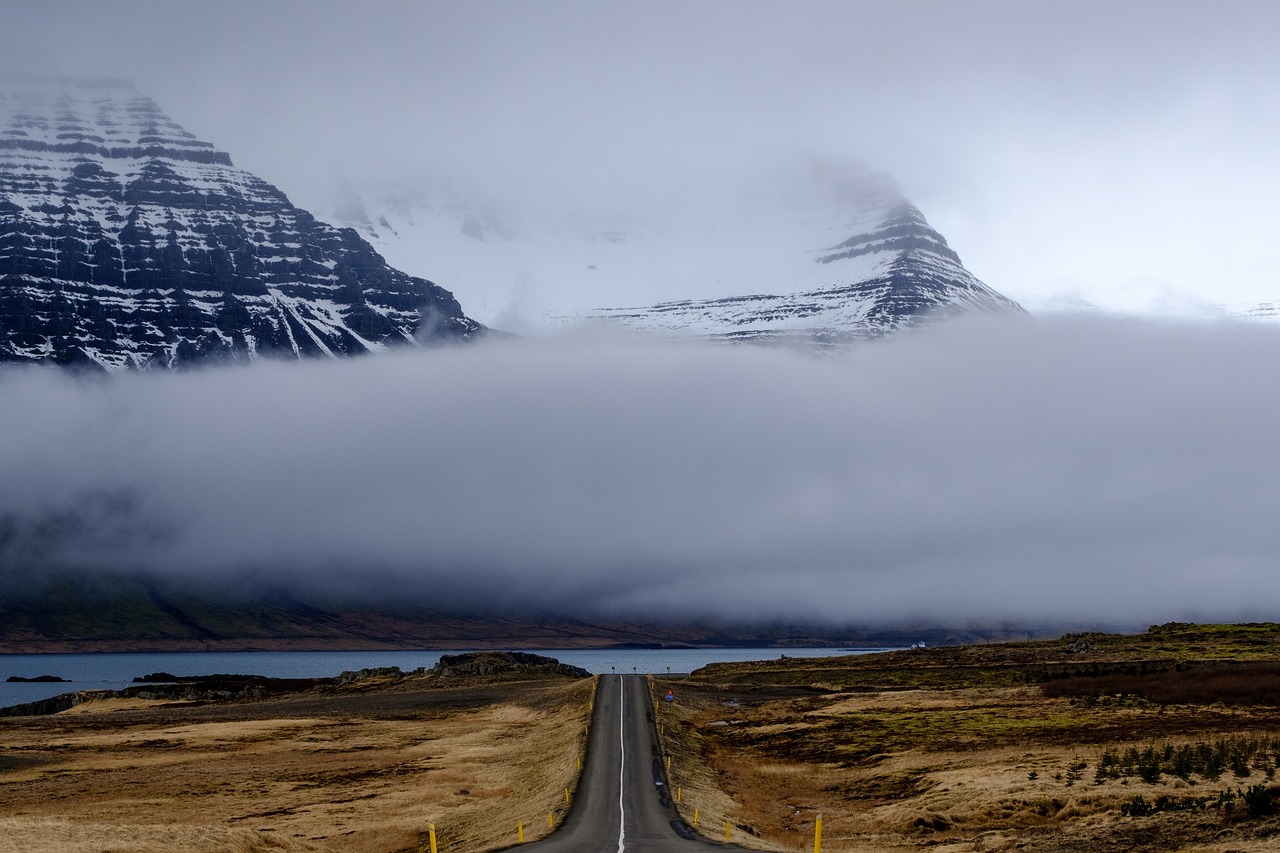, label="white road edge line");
[617,676,626,853]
